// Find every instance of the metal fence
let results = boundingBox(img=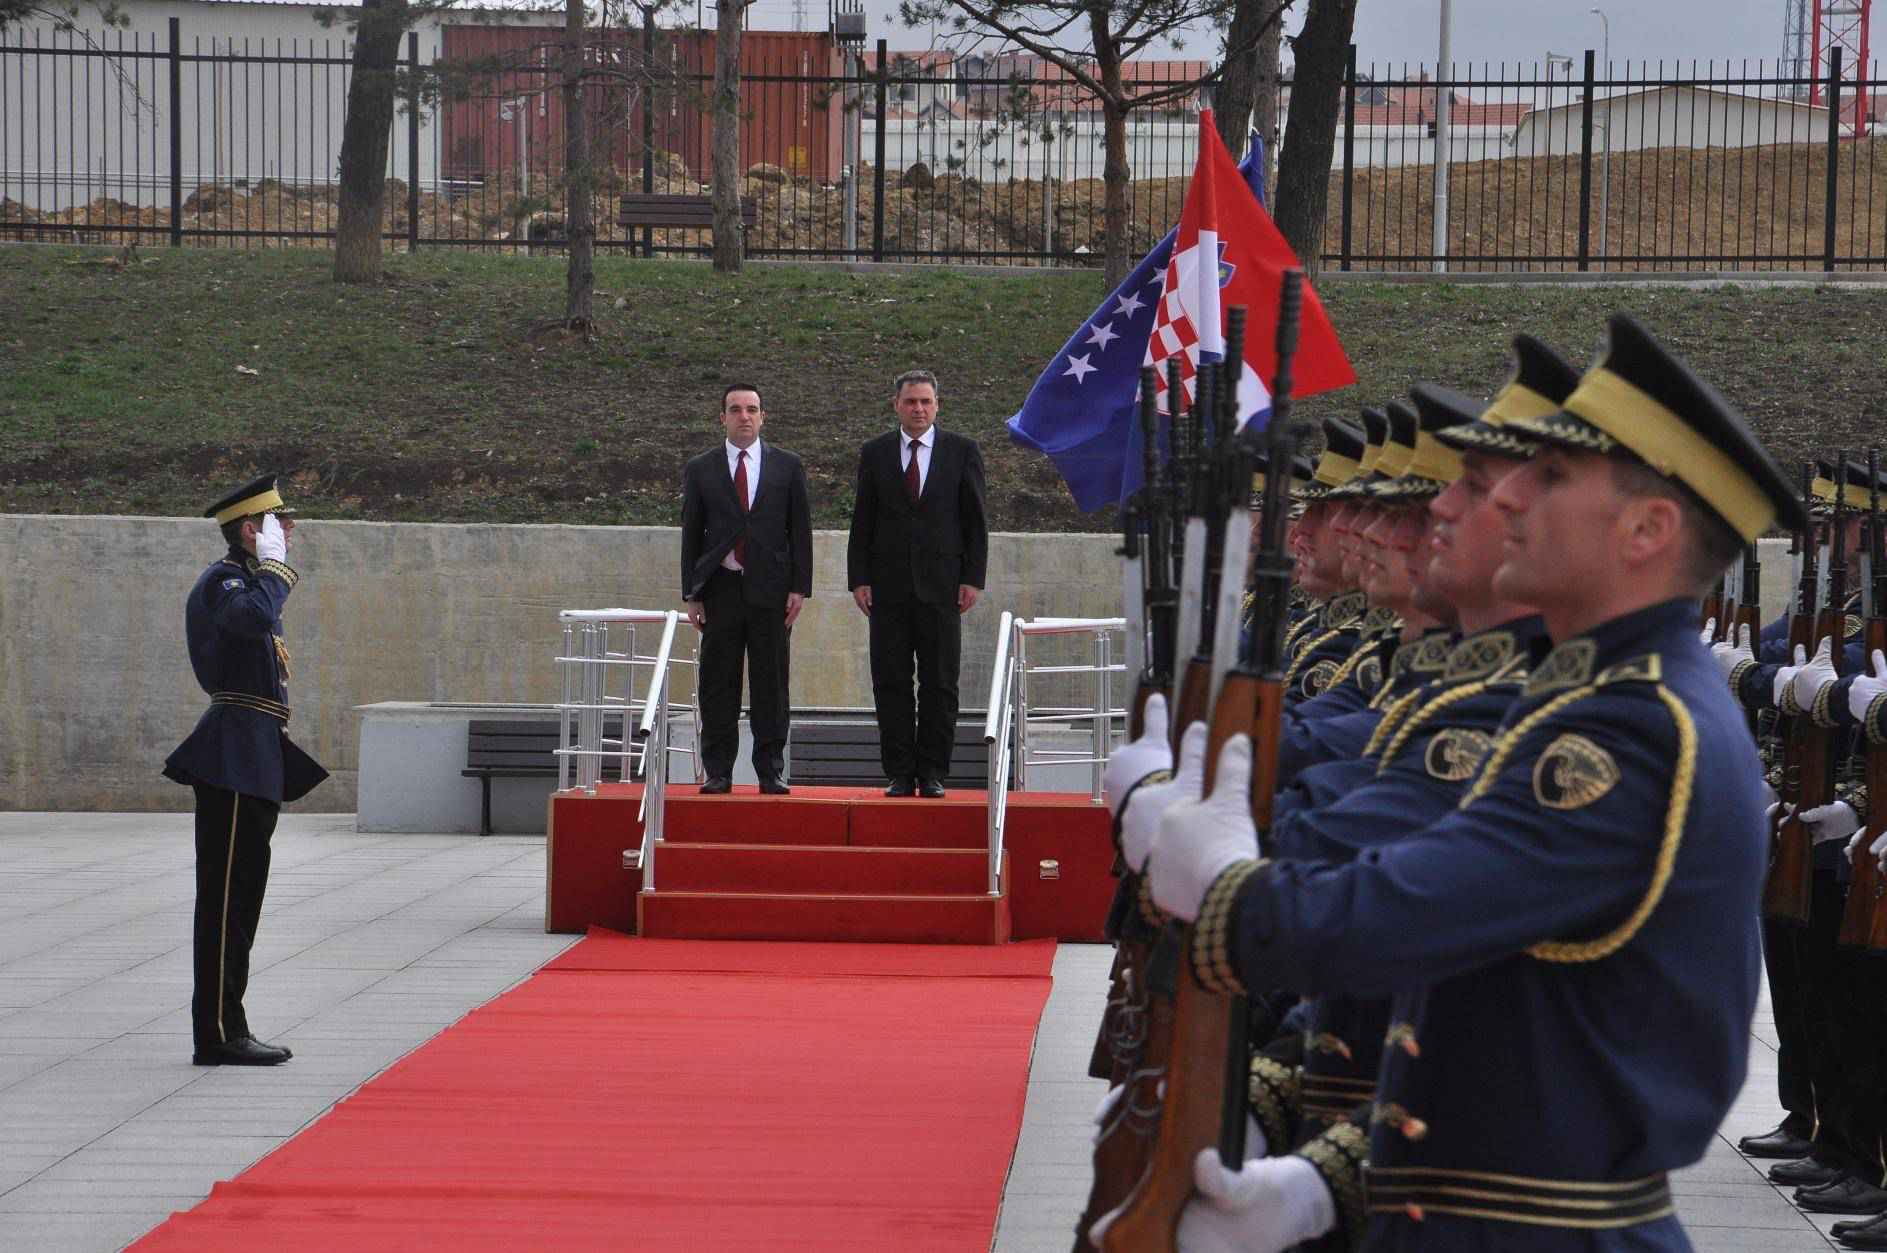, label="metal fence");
[4,23,1884,271]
